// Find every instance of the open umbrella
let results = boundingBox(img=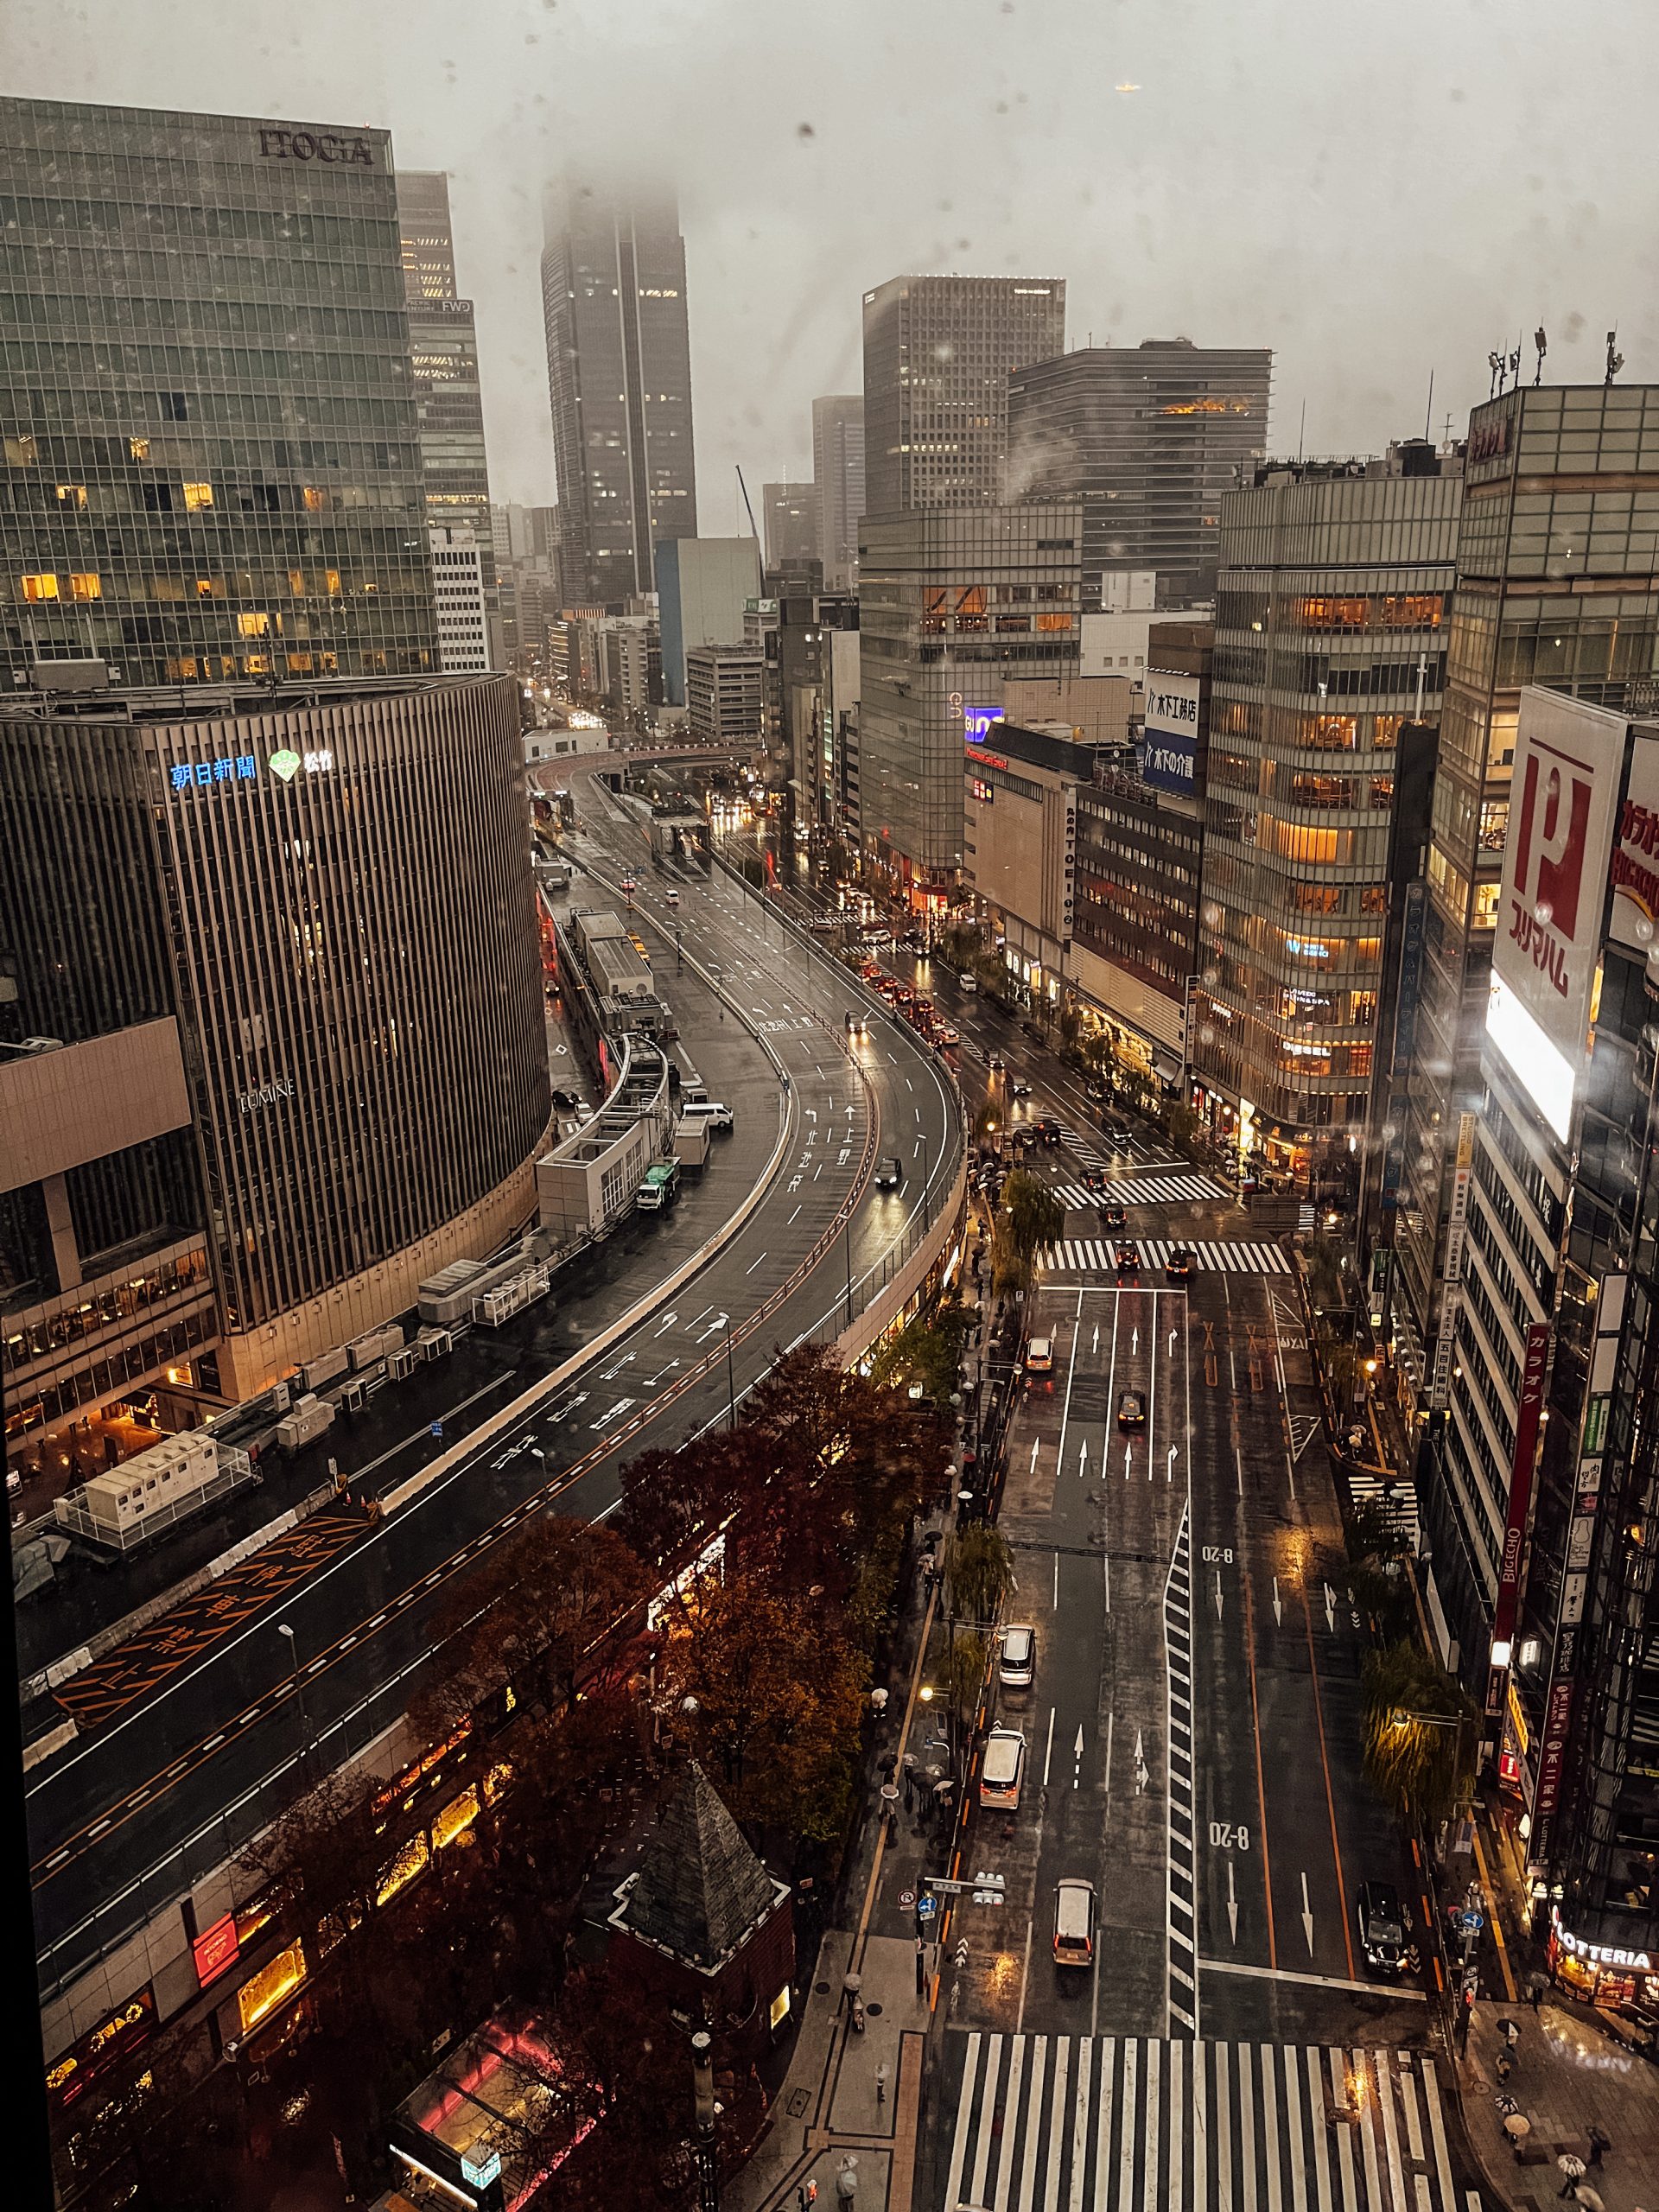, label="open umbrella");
[1557,2154,1586,2181]
[1502,2113,1529,2141]
[1572,2188,1605,2212]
